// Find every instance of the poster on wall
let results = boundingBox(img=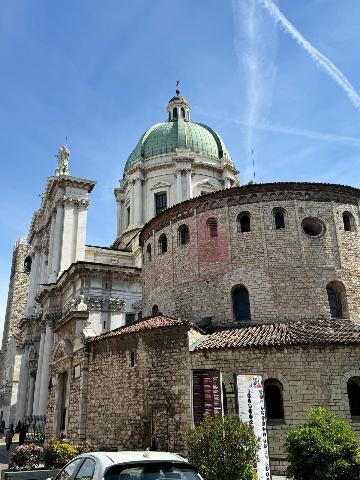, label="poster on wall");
[192,370,223,425]
[236,374,271,480]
